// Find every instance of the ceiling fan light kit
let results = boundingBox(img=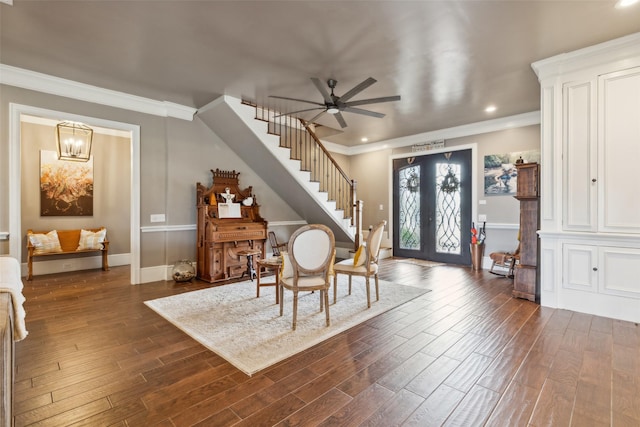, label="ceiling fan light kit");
[269,77,401,128]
